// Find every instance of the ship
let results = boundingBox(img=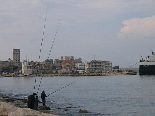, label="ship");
[139,52,155,75]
